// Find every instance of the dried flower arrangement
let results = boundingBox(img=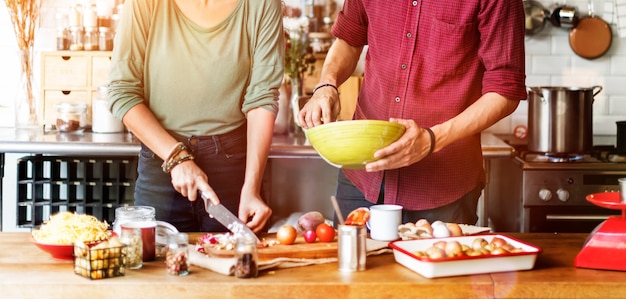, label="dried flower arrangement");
[5,0,42,126]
